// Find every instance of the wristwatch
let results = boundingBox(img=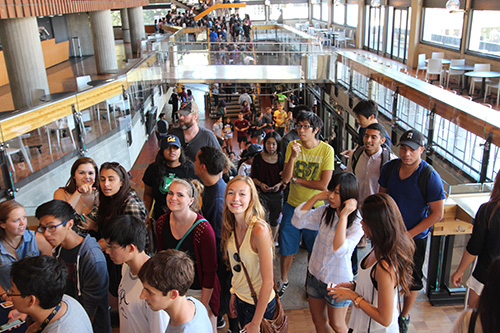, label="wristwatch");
[292,177,297,184]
